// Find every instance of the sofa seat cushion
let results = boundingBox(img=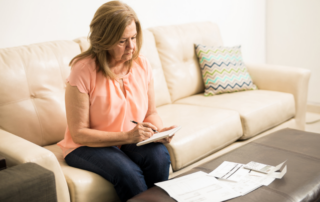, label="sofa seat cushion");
[175,90,295,140]
[44,145,120,202]
[156,104,243,171]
